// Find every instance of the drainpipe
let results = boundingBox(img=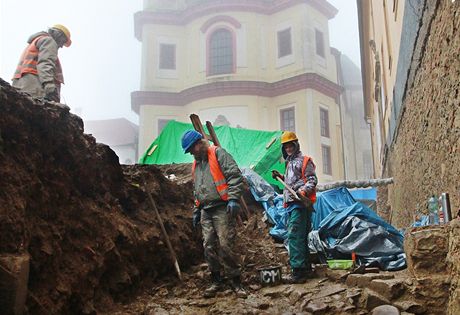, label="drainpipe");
[331,48,347,180]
